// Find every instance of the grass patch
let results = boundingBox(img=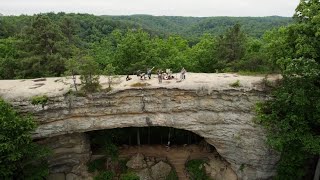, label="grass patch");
[130,82,151,87]
[229,80,241,87]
